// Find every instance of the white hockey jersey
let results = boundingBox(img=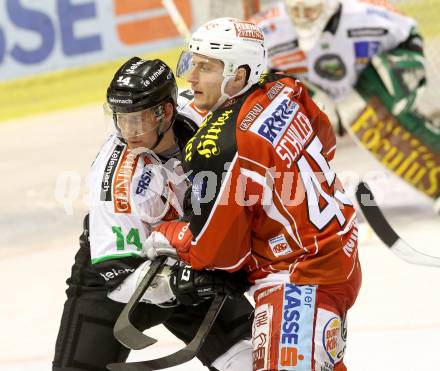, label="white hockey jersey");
[177,89,208,124]
[251,0,417,98]
[89,92,206,267]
